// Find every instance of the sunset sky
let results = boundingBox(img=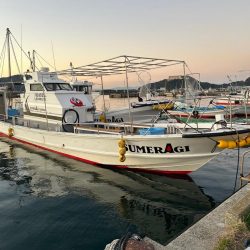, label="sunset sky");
[0,0,250,86]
